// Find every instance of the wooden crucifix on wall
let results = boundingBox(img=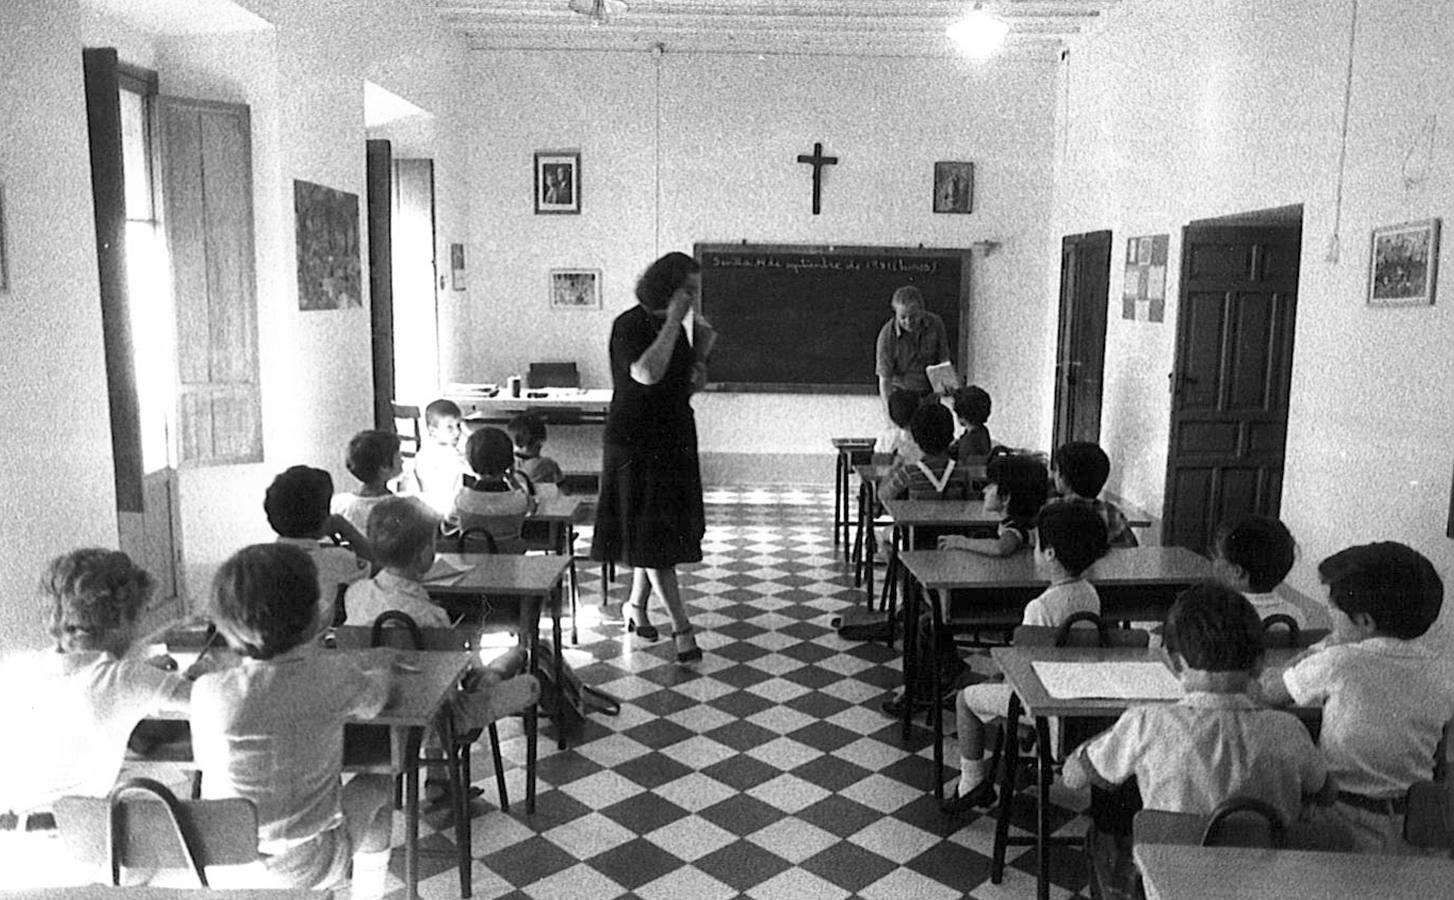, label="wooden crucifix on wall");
[796,142,838,215]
